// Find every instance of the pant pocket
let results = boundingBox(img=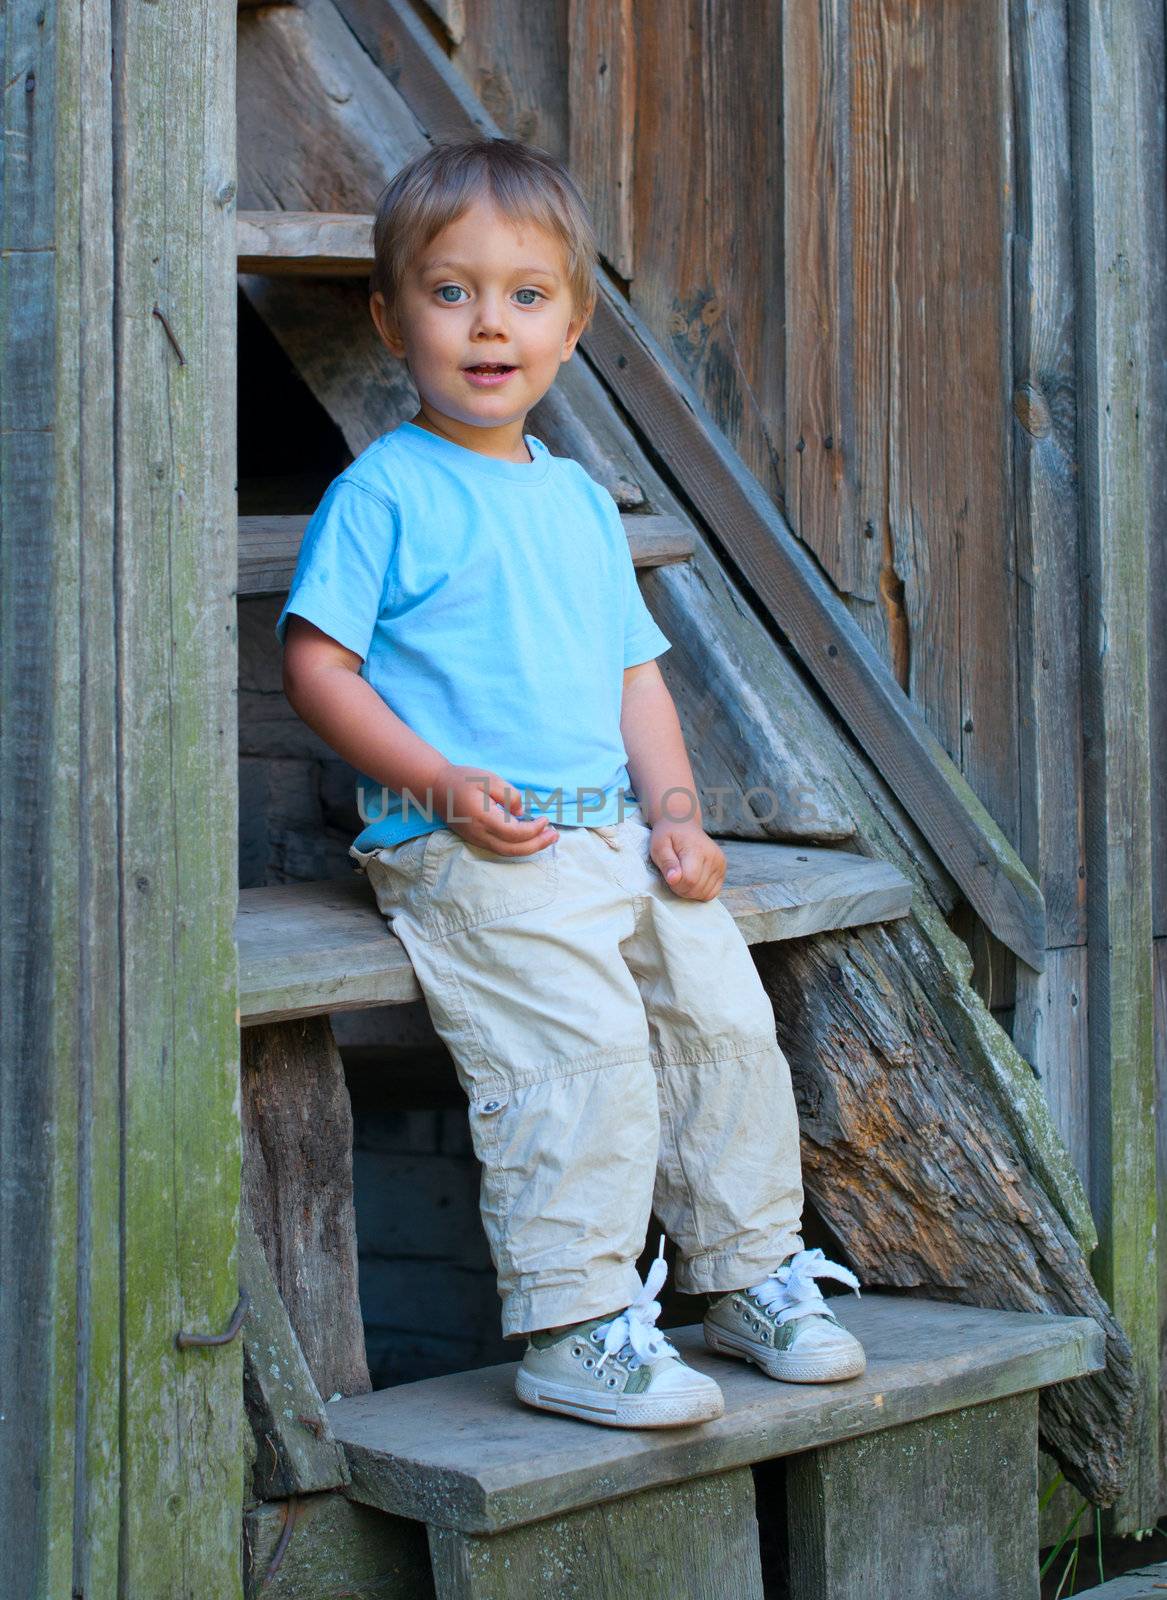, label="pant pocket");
[356,830,439,920]
[418,830,560,940]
